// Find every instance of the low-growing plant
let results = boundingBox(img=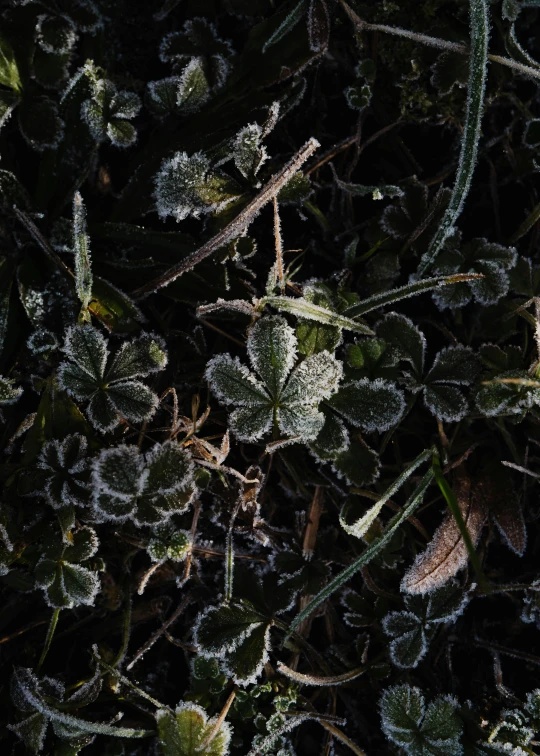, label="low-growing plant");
[2,0,540,754]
